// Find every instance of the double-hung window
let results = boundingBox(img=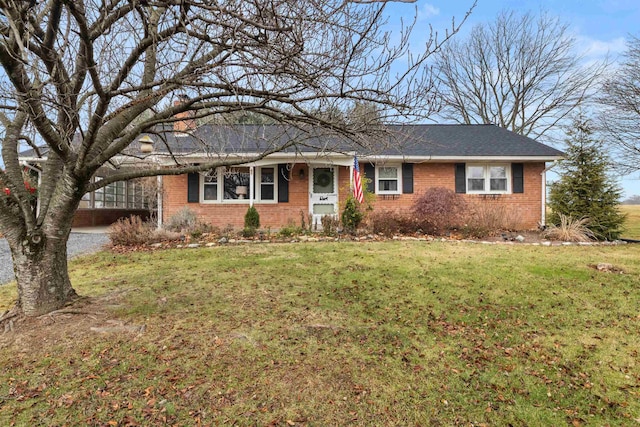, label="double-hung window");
[466,164,510,194]
[376,165,401,194]
[203,170,218,201]
[259,167,275,201]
